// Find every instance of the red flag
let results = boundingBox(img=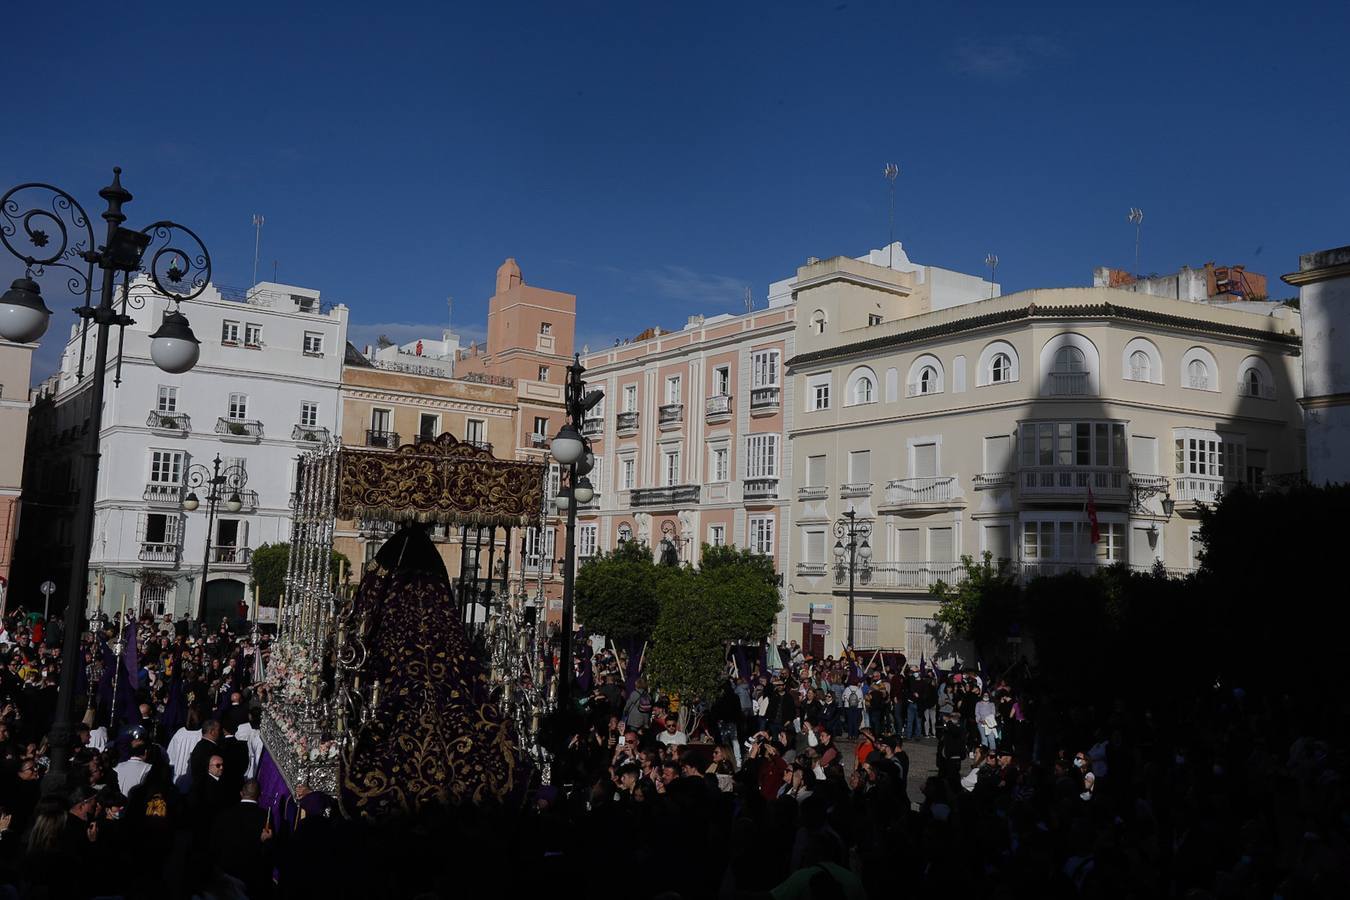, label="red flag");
[1086,486,1101,544]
